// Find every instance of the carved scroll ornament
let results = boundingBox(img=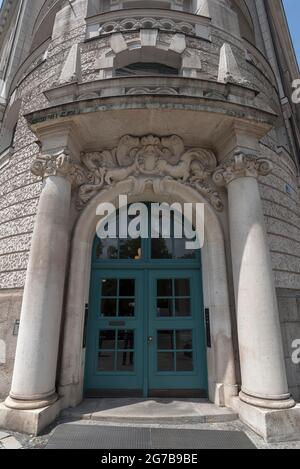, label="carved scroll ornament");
[78,135,224,211]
